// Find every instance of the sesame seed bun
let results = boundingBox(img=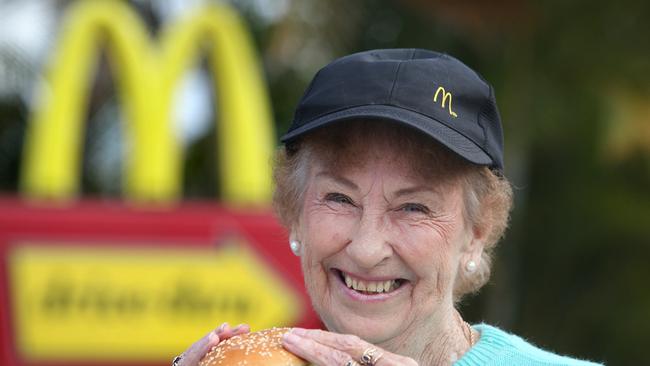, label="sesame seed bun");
[199,327,310,366]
